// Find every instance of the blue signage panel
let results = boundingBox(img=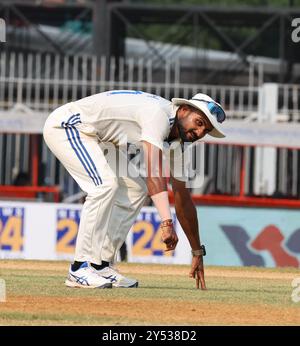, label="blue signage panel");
[197,206,300,267]
[0,206,24,252]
